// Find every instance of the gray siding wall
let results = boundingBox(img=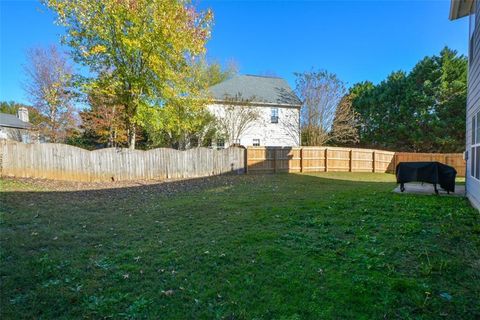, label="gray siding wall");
[466,0,480,210]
